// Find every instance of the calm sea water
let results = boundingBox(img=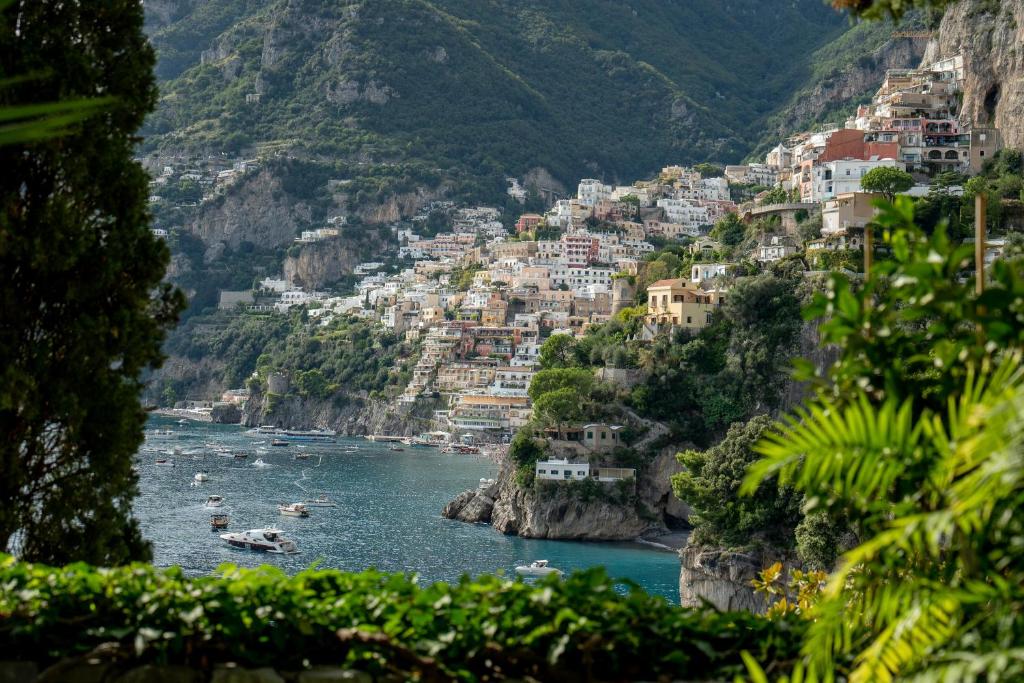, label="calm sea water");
[135,416,681,602]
